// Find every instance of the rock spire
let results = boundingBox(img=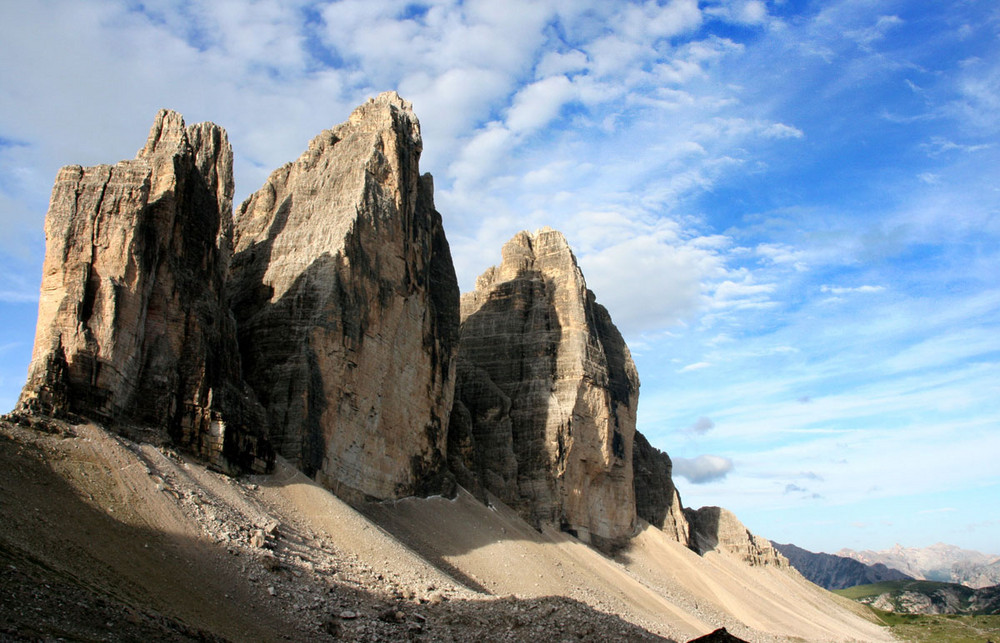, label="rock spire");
[17,109,272,473]
[228,91,460,500]
[451,227,638,547]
